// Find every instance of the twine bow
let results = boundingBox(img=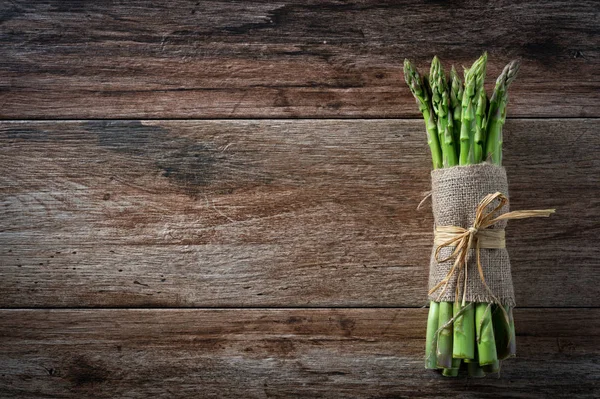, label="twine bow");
[429,191,555,307]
